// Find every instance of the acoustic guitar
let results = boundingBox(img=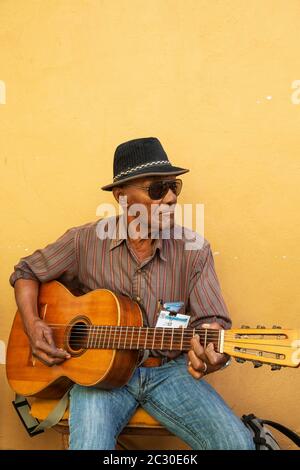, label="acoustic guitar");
[6,281,300,399]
